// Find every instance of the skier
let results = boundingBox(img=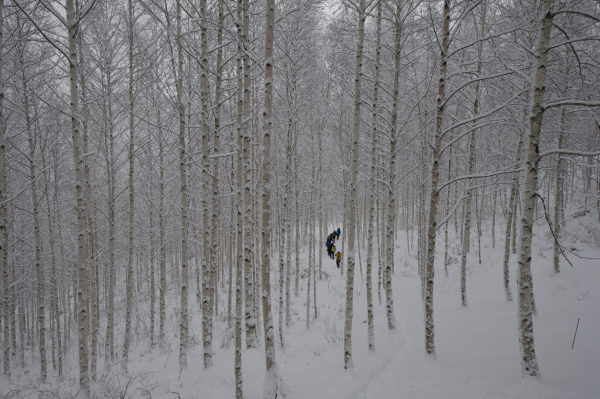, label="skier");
[335,251,342,268]
[335,228,340,239]
[330,244,336,259]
